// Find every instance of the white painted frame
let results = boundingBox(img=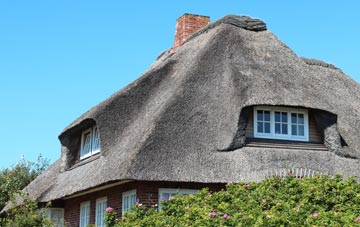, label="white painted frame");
[254,106,309,141]
[80,126,100,160]
[95,197,107,227]
[158,188,198,210]
[44,208,64,227]
[79,201,90,227]
[122,189,137,214]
